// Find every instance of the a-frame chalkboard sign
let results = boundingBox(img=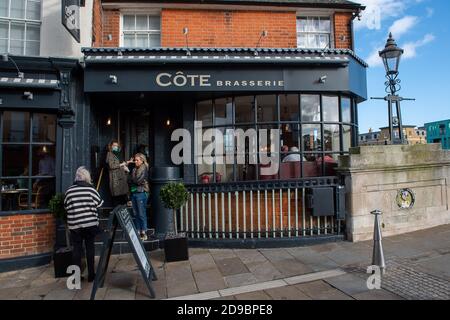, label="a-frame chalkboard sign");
[90,205,157,300]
